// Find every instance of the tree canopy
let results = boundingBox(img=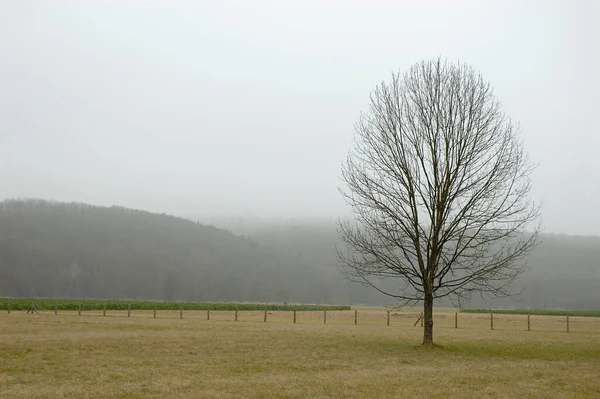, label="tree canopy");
[337,58,541,344]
